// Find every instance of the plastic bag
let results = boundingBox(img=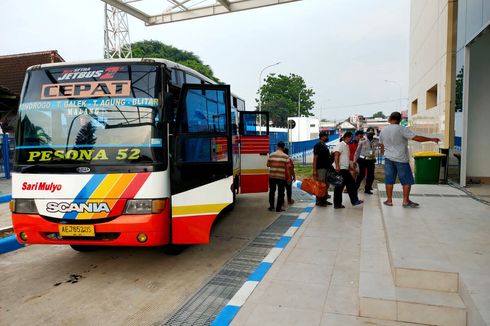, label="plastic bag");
[327,170,344,187]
